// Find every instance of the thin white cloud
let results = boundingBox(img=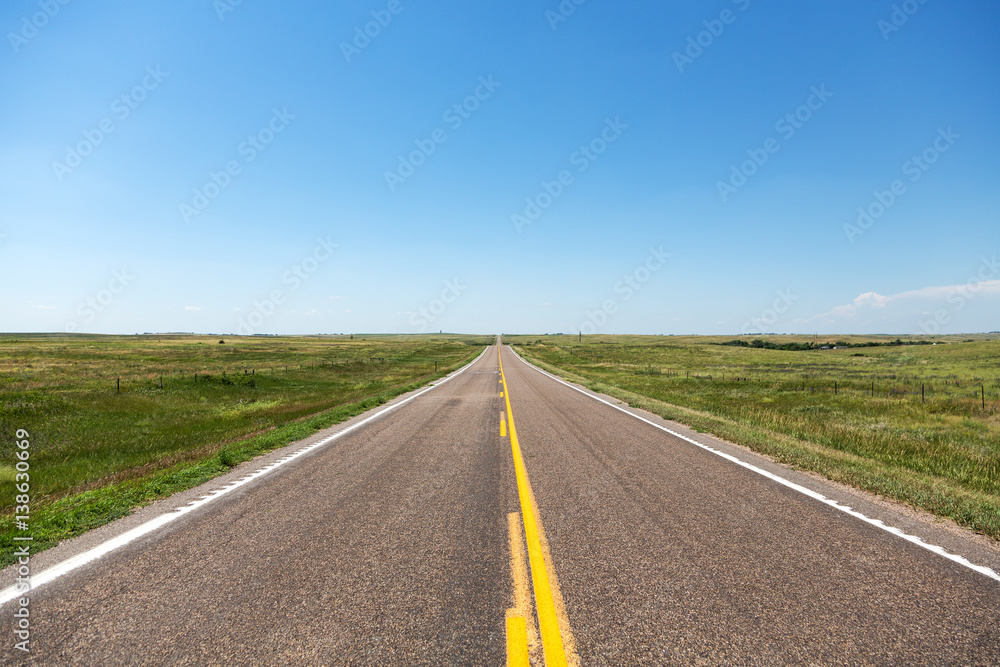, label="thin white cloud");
[811,279,1000,323]
[852,291,890,309]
